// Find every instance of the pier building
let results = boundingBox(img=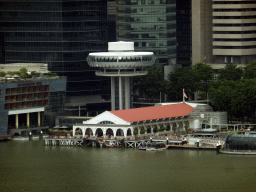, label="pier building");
[0,71,66,135]
[73,102,227,138]
[87,41,155,110]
